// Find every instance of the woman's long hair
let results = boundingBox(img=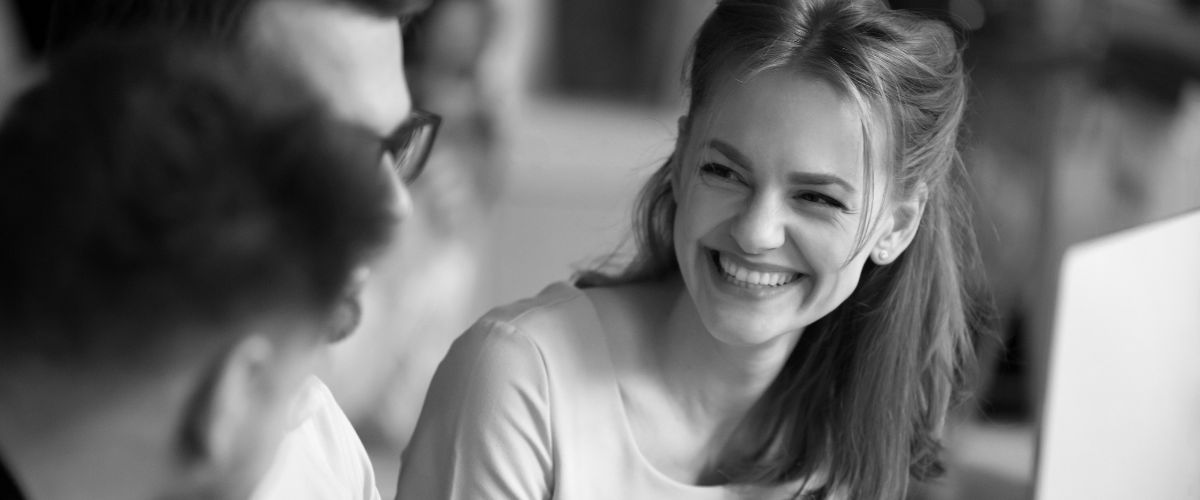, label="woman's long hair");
[576,0,991,498]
